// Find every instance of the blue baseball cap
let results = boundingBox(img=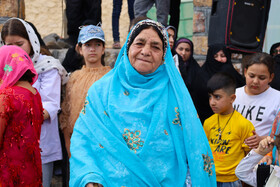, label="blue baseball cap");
[77,25,105,44]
